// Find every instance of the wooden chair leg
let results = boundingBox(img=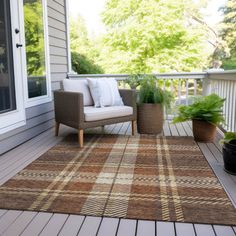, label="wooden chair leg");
[55,122,60,136]
[78,129,84,148]
[132,120,136,135]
